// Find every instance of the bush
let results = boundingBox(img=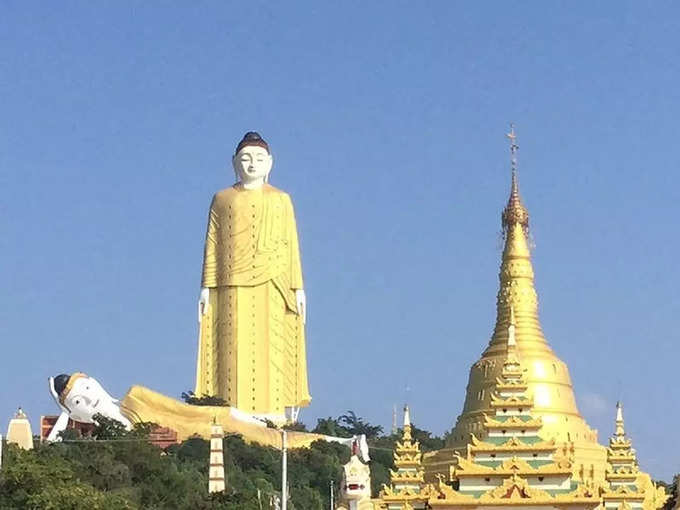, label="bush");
[0,411,445,508]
